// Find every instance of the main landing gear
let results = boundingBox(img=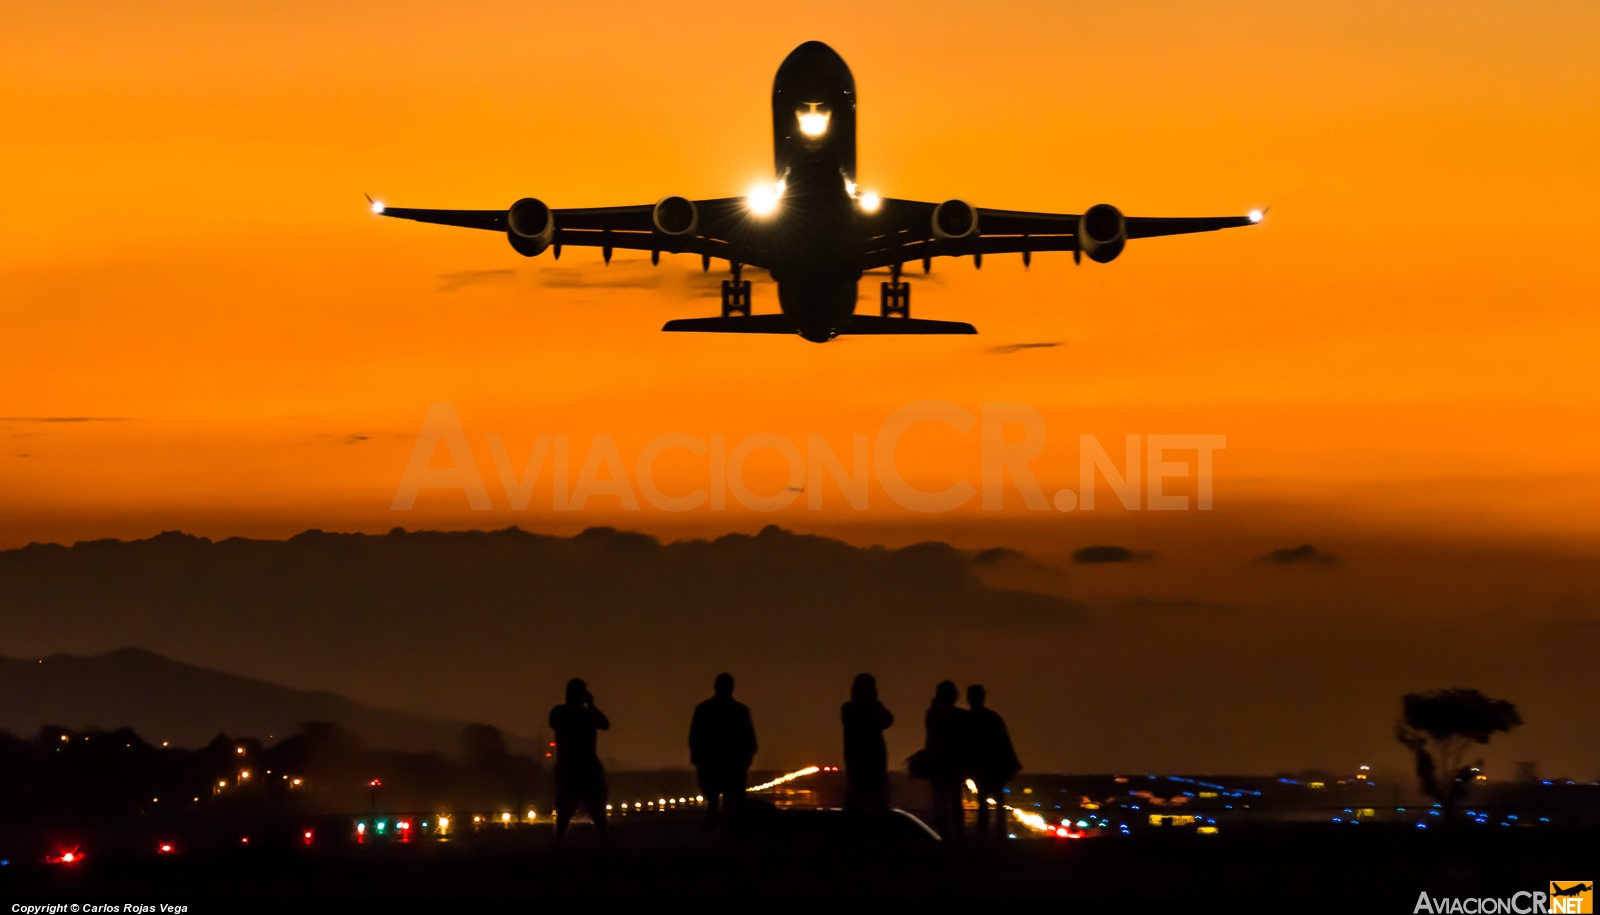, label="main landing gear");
[880,262,910,318]
[720,262,752,317]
